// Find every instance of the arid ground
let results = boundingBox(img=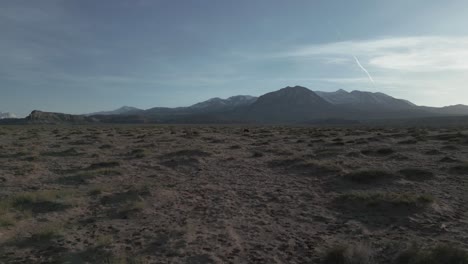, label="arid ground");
[1,125,468,263]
